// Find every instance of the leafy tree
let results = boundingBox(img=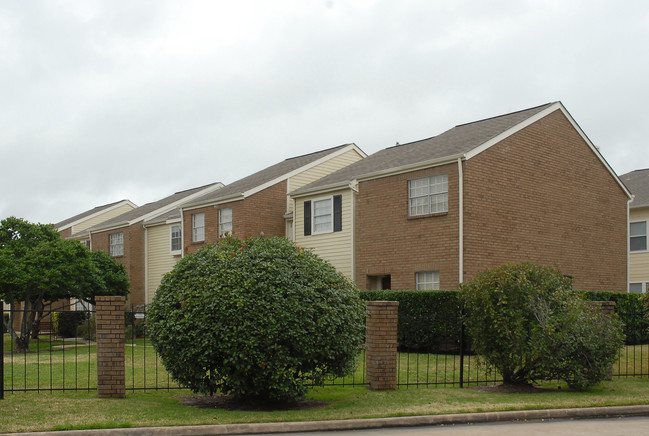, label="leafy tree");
[460,263,624,389]
[0,217,129,352]
[147,236,365,403]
